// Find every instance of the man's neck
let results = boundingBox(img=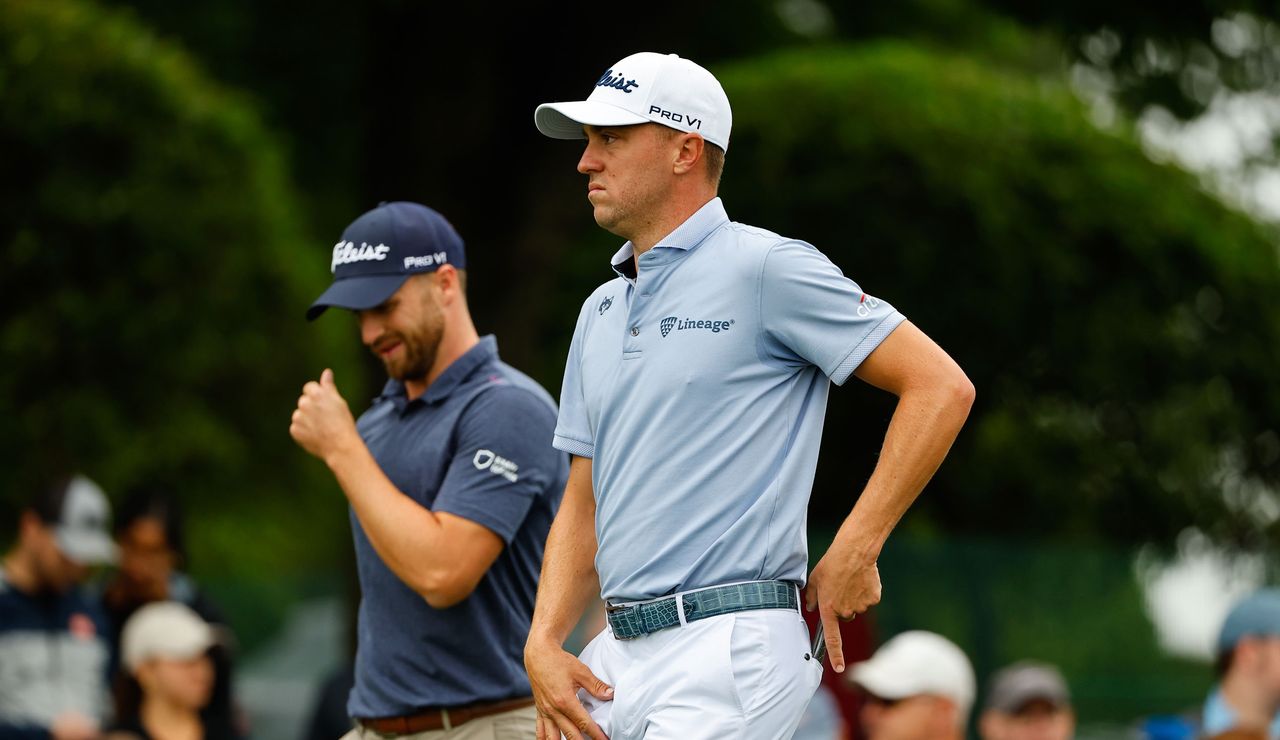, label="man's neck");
[1221,671,1280,730]
[404,320,482,401]
[627,193,715,257]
